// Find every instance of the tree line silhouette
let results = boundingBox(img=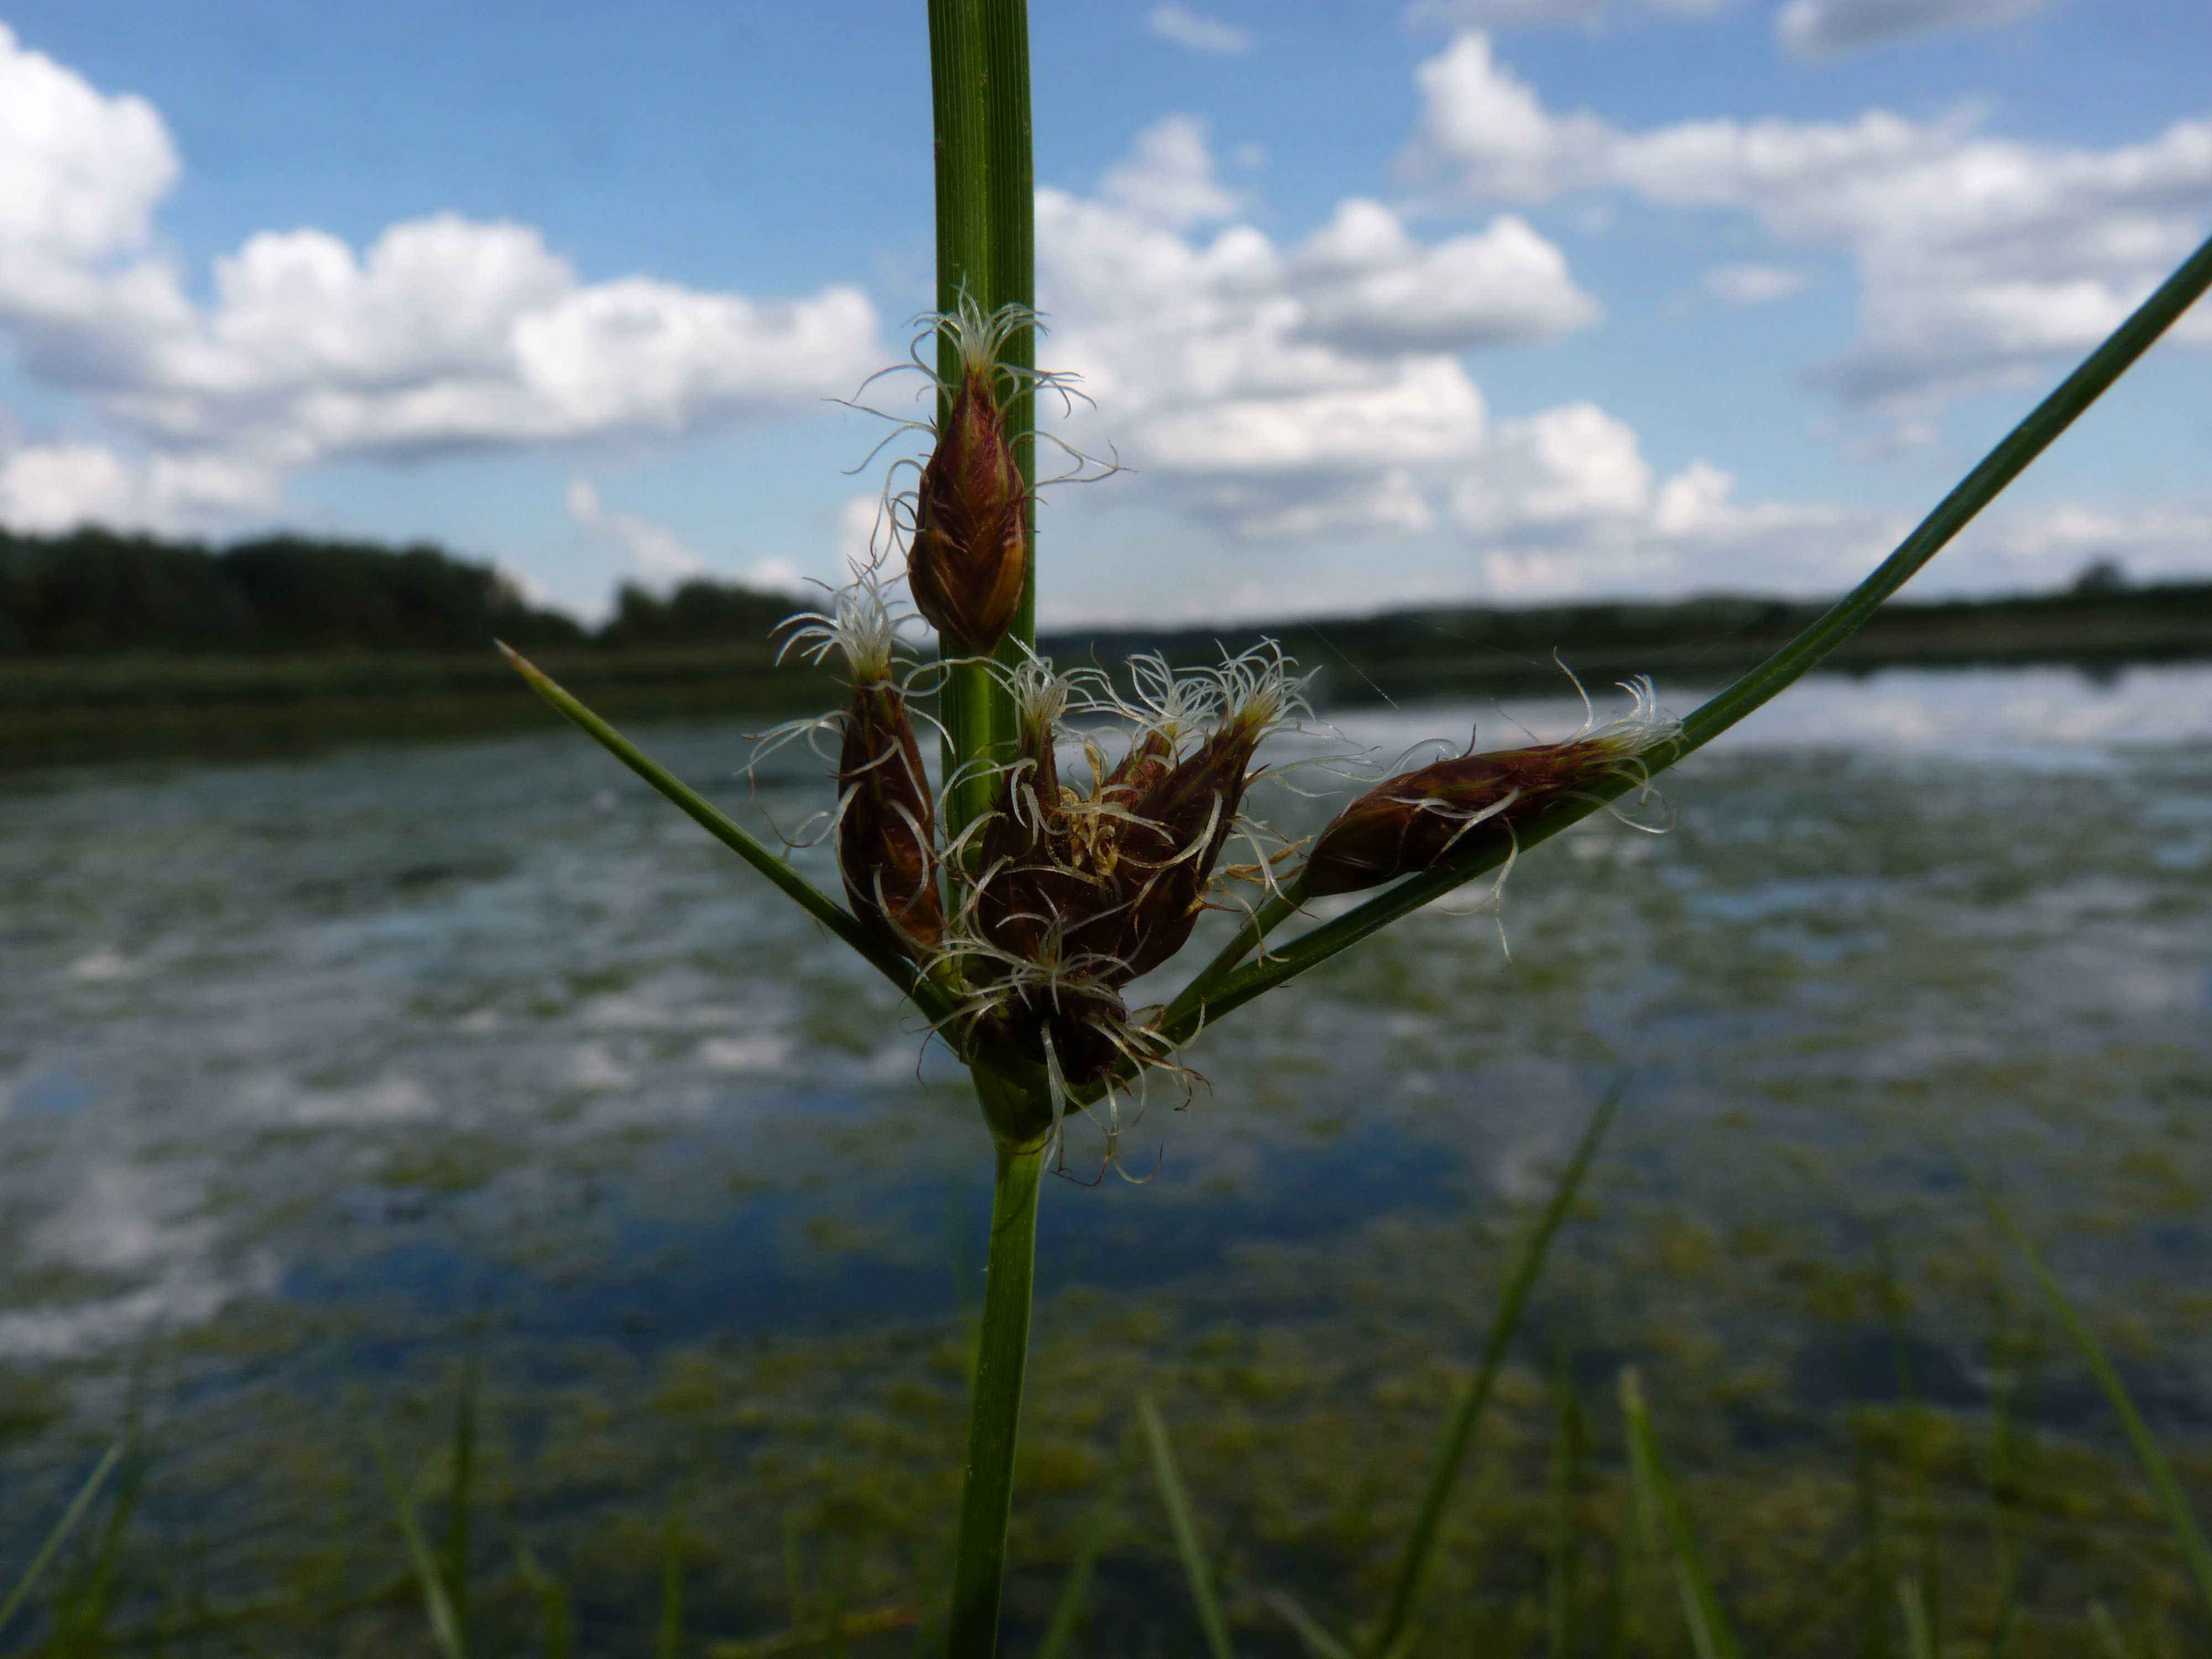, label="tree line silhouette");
[6,526,2205,692]
[0,529,805,656]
